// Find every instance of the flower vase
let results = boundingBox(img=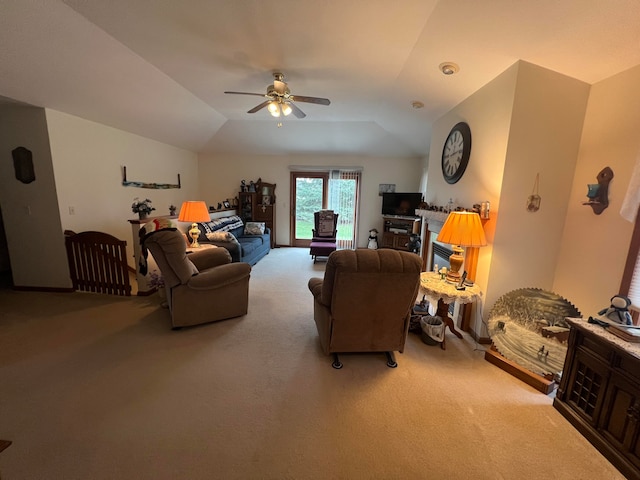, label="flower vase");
[138,212,148,220]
